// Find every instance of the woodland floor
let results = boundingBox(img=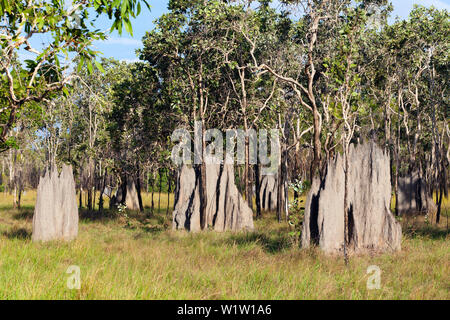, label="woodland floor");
[0,191,449,299]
